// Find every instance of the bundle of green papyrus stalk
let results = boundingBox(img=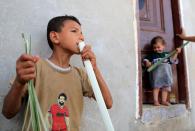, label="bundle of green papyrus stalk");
[22,33,48,131]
